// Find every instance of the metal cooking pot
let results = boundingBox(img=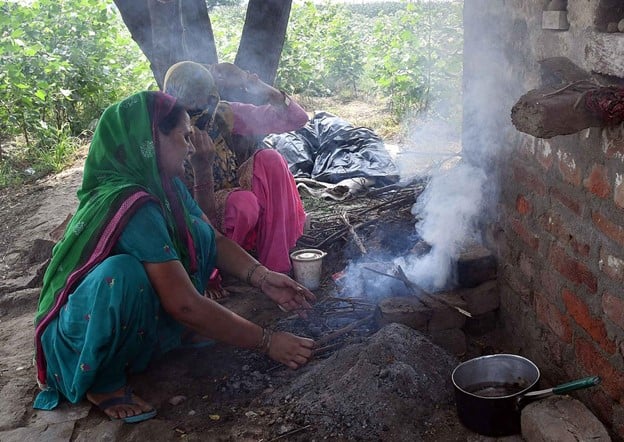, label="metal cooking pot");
[451,354,601,437]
